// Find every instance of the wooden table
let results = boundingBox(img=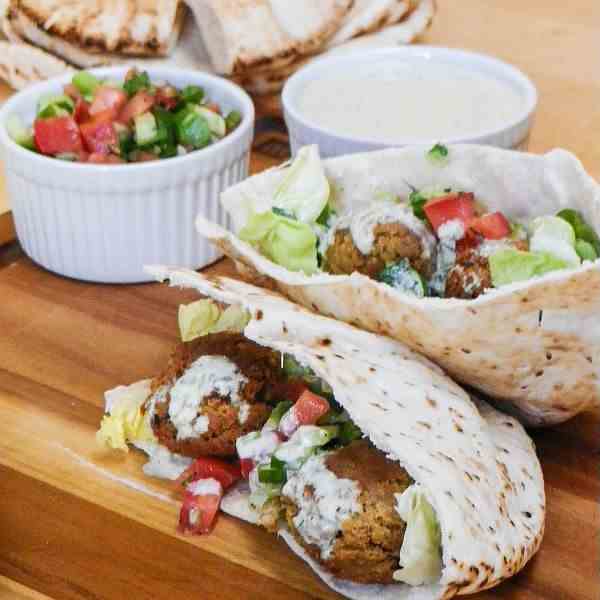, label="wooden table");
[1,1,599,599]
